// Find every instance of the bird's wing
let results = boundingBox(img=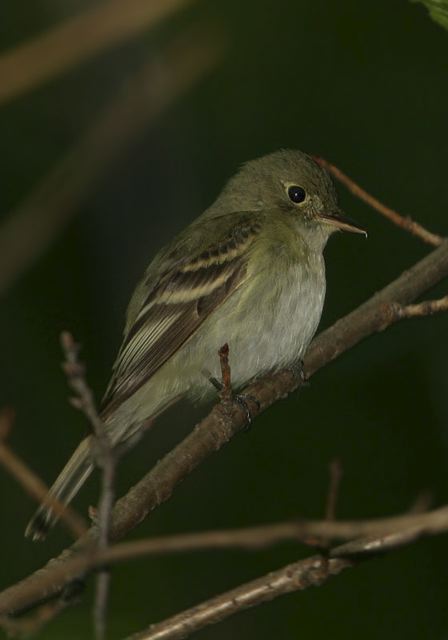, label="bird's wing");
[100,215,262,418]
